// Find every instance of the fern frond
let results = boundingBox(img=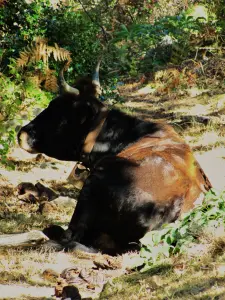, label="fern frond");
[17,37,71,93]
[16,37,72,68]
[17,51,30,67]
